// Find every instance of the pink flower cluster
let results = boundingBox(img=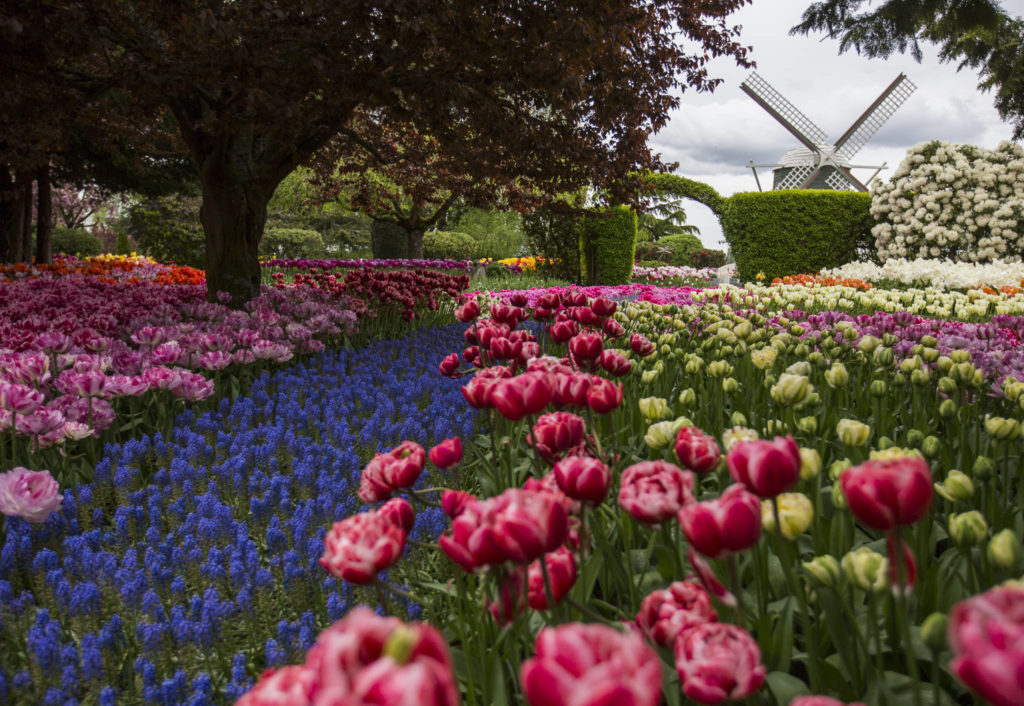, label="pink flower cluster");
[0,467,62,523]
[949,585,1024,706]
